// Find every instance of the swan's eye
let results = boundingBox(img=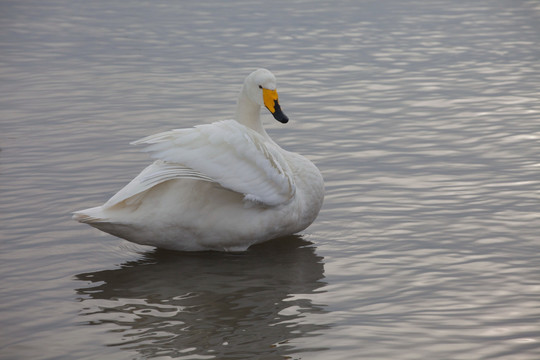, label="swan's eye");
[258,85,263,89]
